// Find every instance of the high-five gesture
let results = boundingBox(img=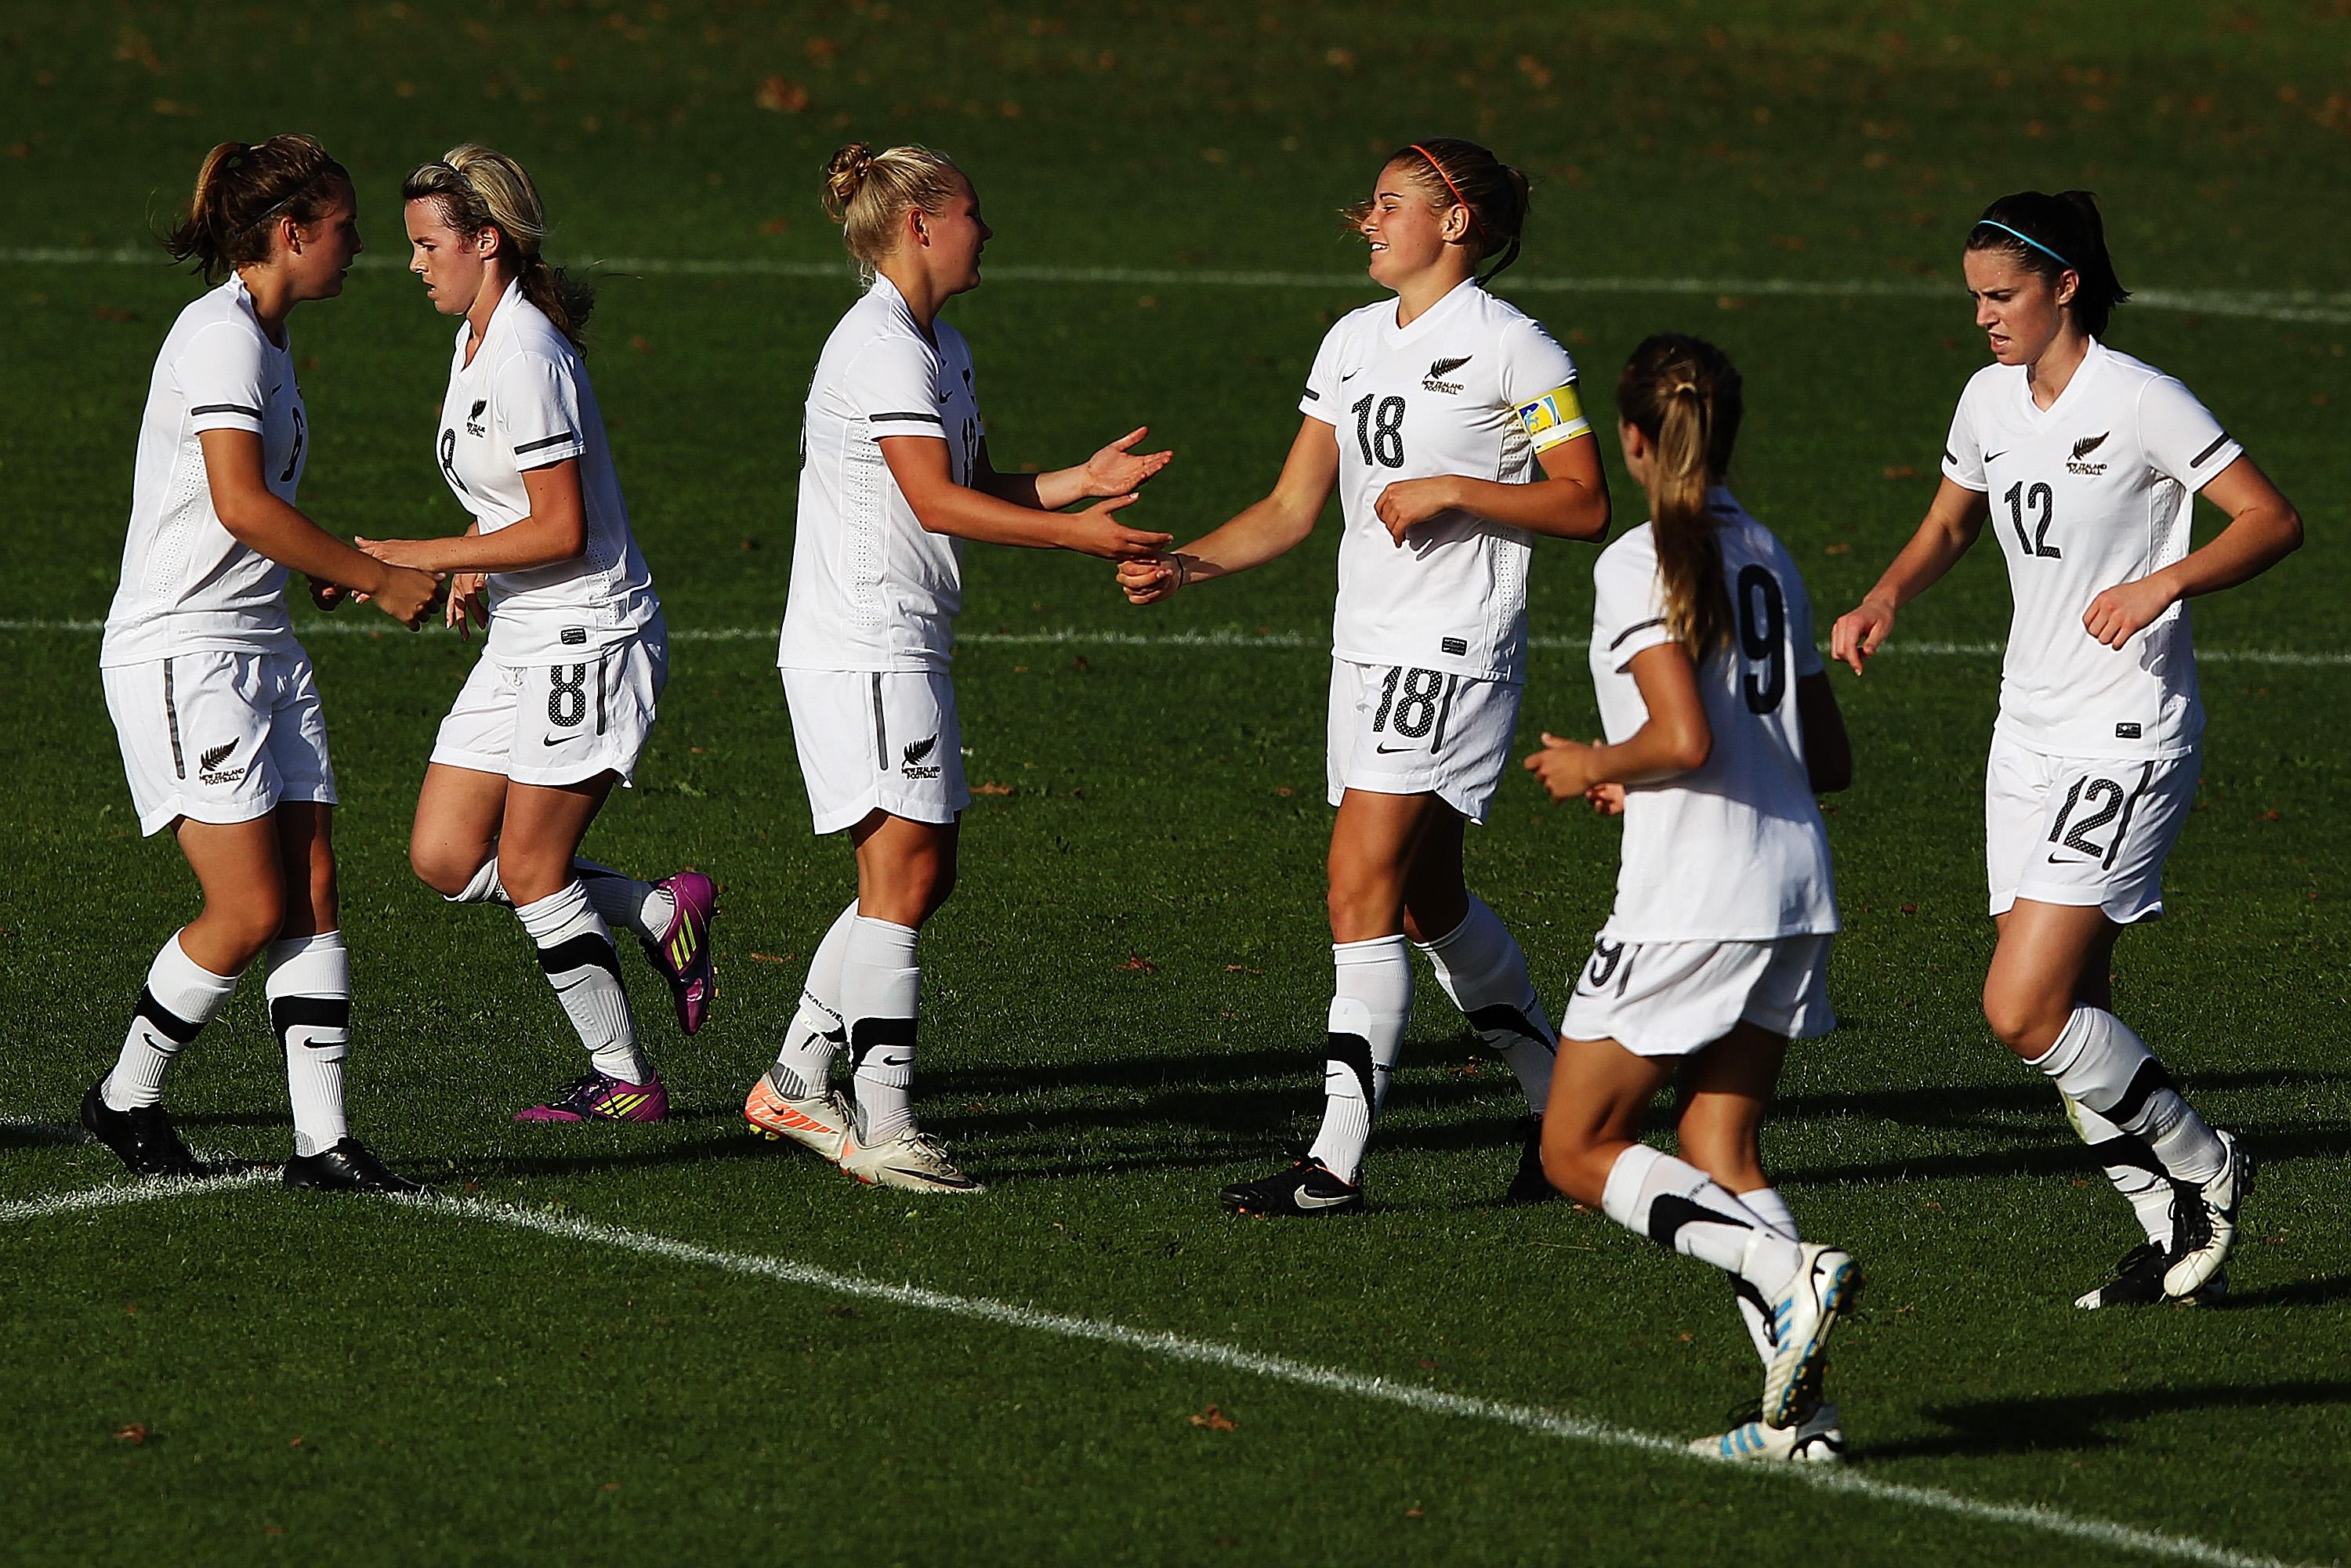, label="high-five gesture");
[1078,427,1173,498]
